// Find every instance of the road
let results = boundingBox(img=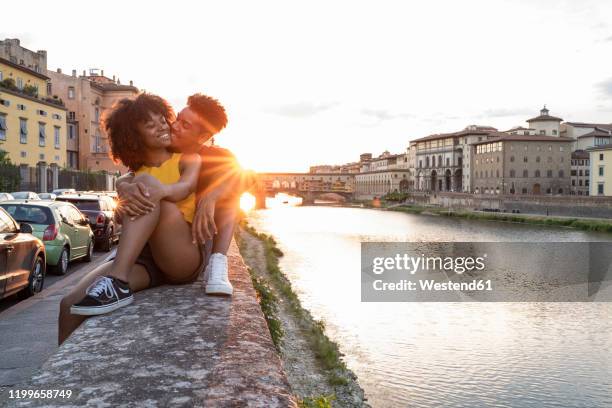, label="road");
[0,248,114,392]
